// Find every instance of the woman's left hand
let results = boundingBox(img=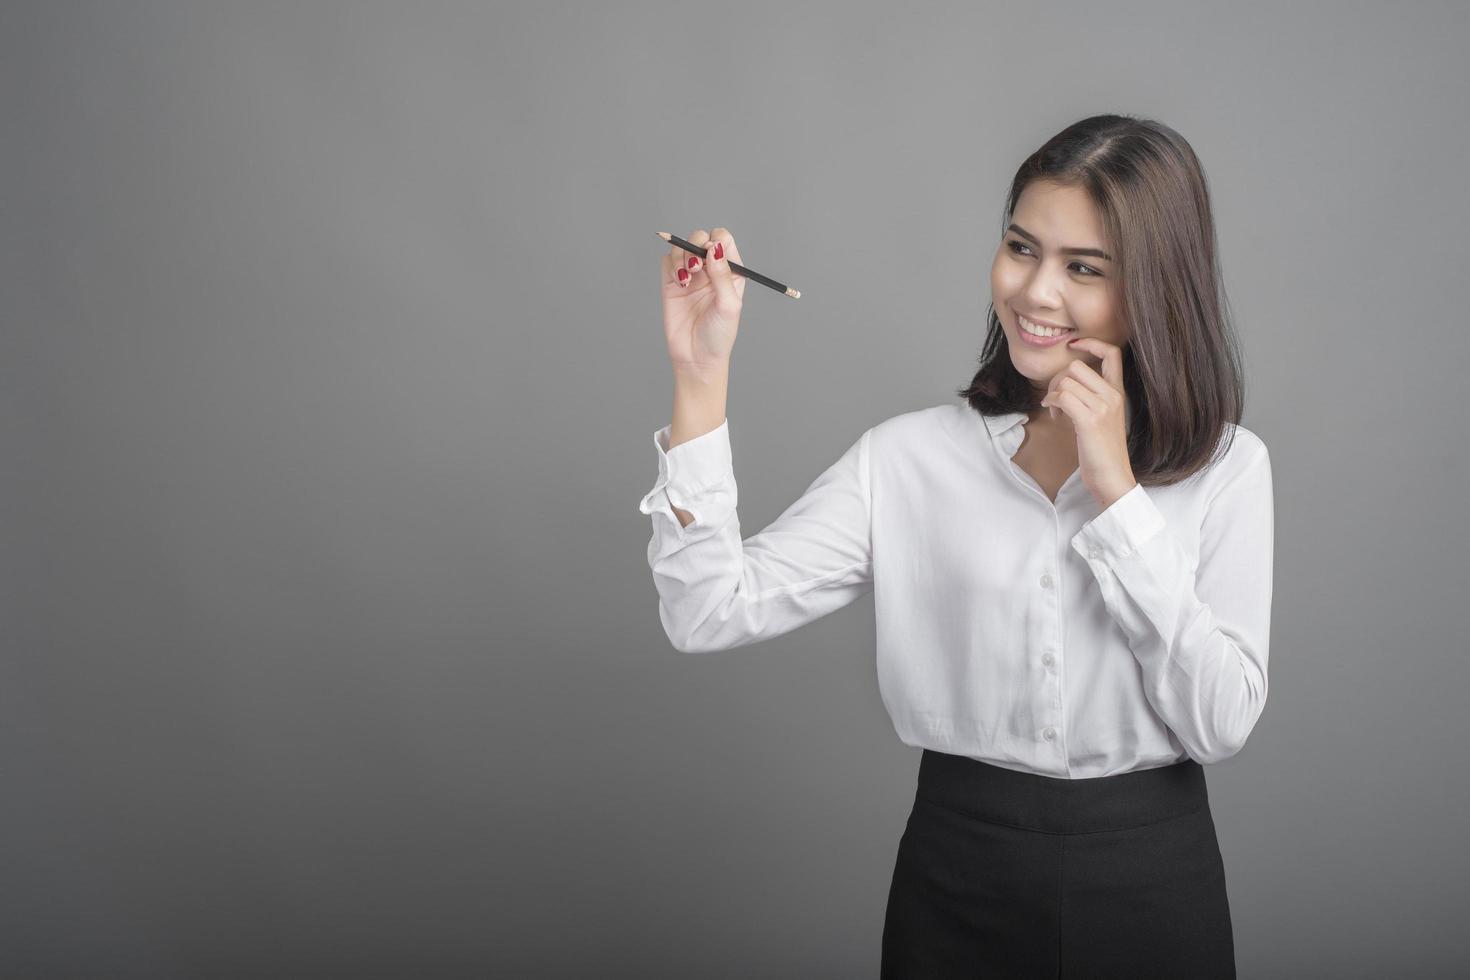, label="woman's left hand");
[1040,336,1138,511]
